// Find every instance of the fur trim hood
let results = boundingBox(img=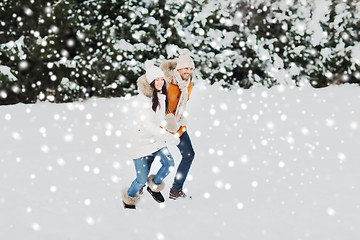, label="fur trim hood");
[160,59,195,85]
[137,74,153,98]
[160,60,177,85]
[136,74,168,98]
